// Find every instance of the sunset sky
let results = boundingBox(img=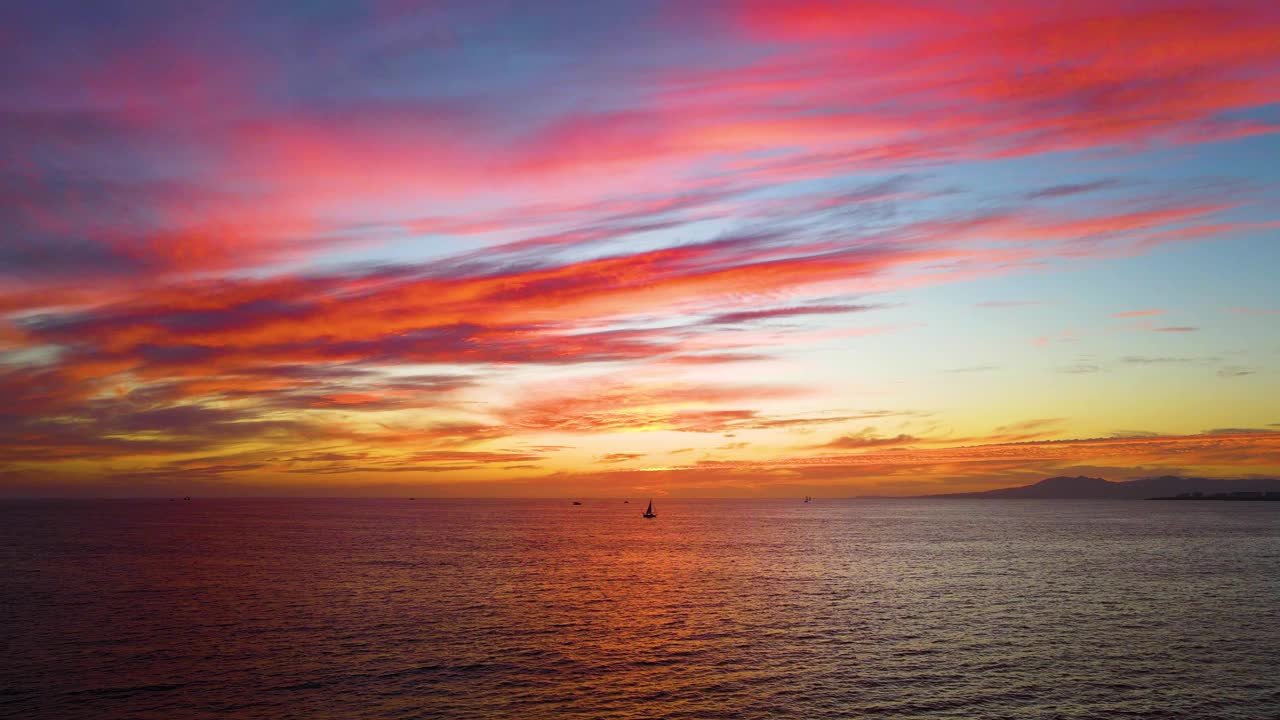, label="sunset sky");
[2,1,1278,497]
